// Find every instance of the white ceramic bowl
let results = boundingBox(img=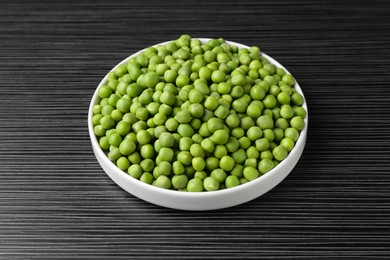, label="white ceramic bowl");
[88,38,308,211]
